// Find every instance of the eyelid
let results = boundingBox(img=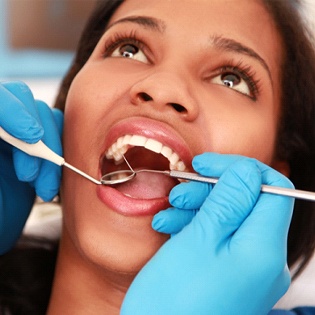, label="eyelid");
[211,62,261,100]
[102,30,152,62]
